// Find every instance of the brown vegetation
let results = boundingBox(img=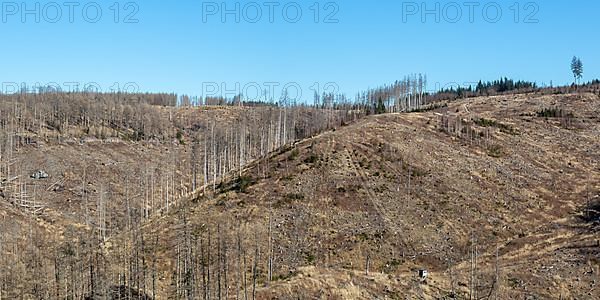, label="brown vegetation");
[0,90,599,299]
